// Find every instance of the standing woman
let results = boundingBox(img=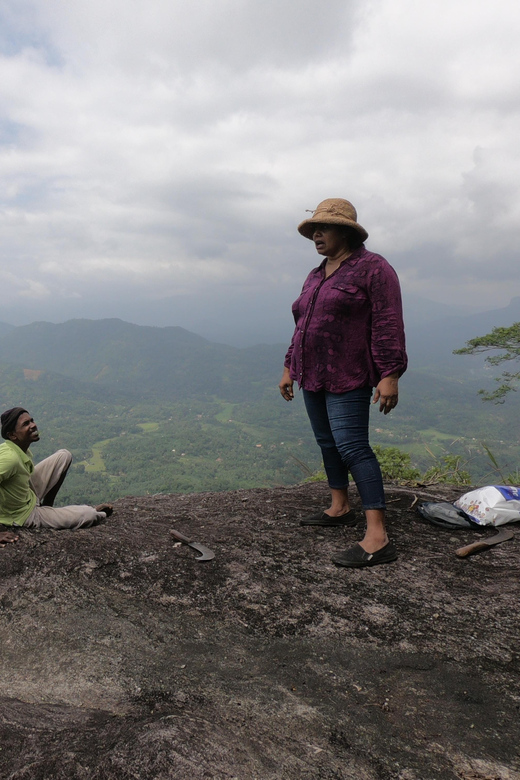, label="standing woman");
[279,198,407,568]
